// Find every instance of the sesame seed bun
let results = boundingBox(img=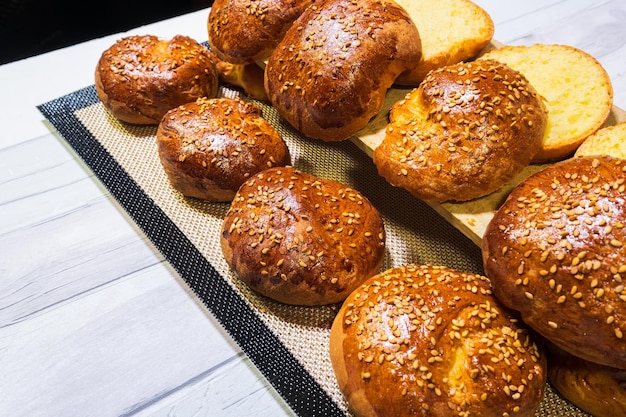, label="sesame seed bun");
[156,97,291,202]
[373,59,547,203]
[329,264,547,417]
[95,35,219,125]
[482,155,626,370]
[220,166,386,306]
